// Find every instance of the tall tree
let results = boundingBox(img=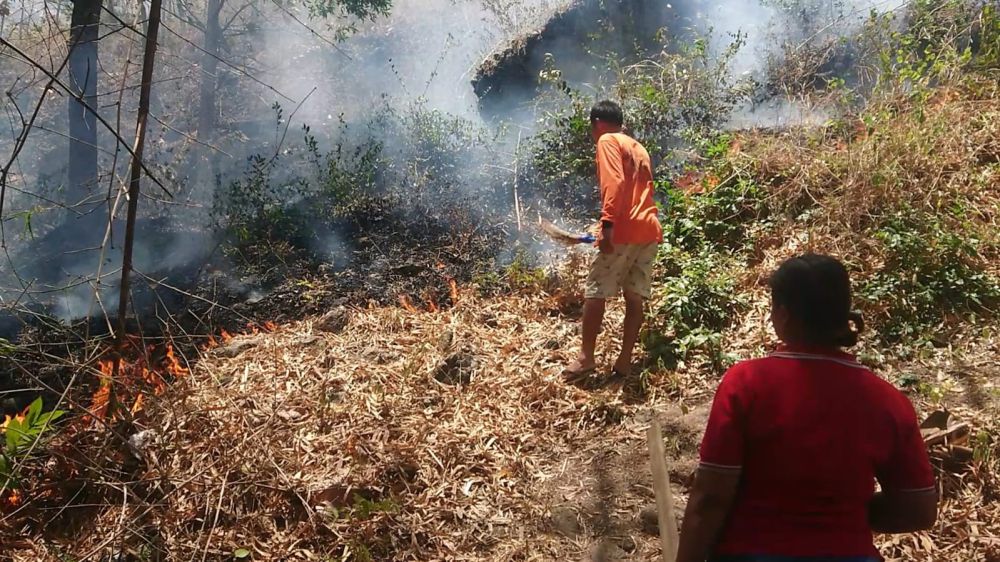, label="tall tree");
[67,0,103,224]
[195,0,223,153]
